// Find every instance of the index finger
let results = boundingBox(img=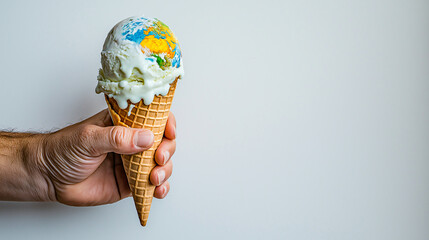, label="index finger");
[80,109,112,127]
[164,112,176,140]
